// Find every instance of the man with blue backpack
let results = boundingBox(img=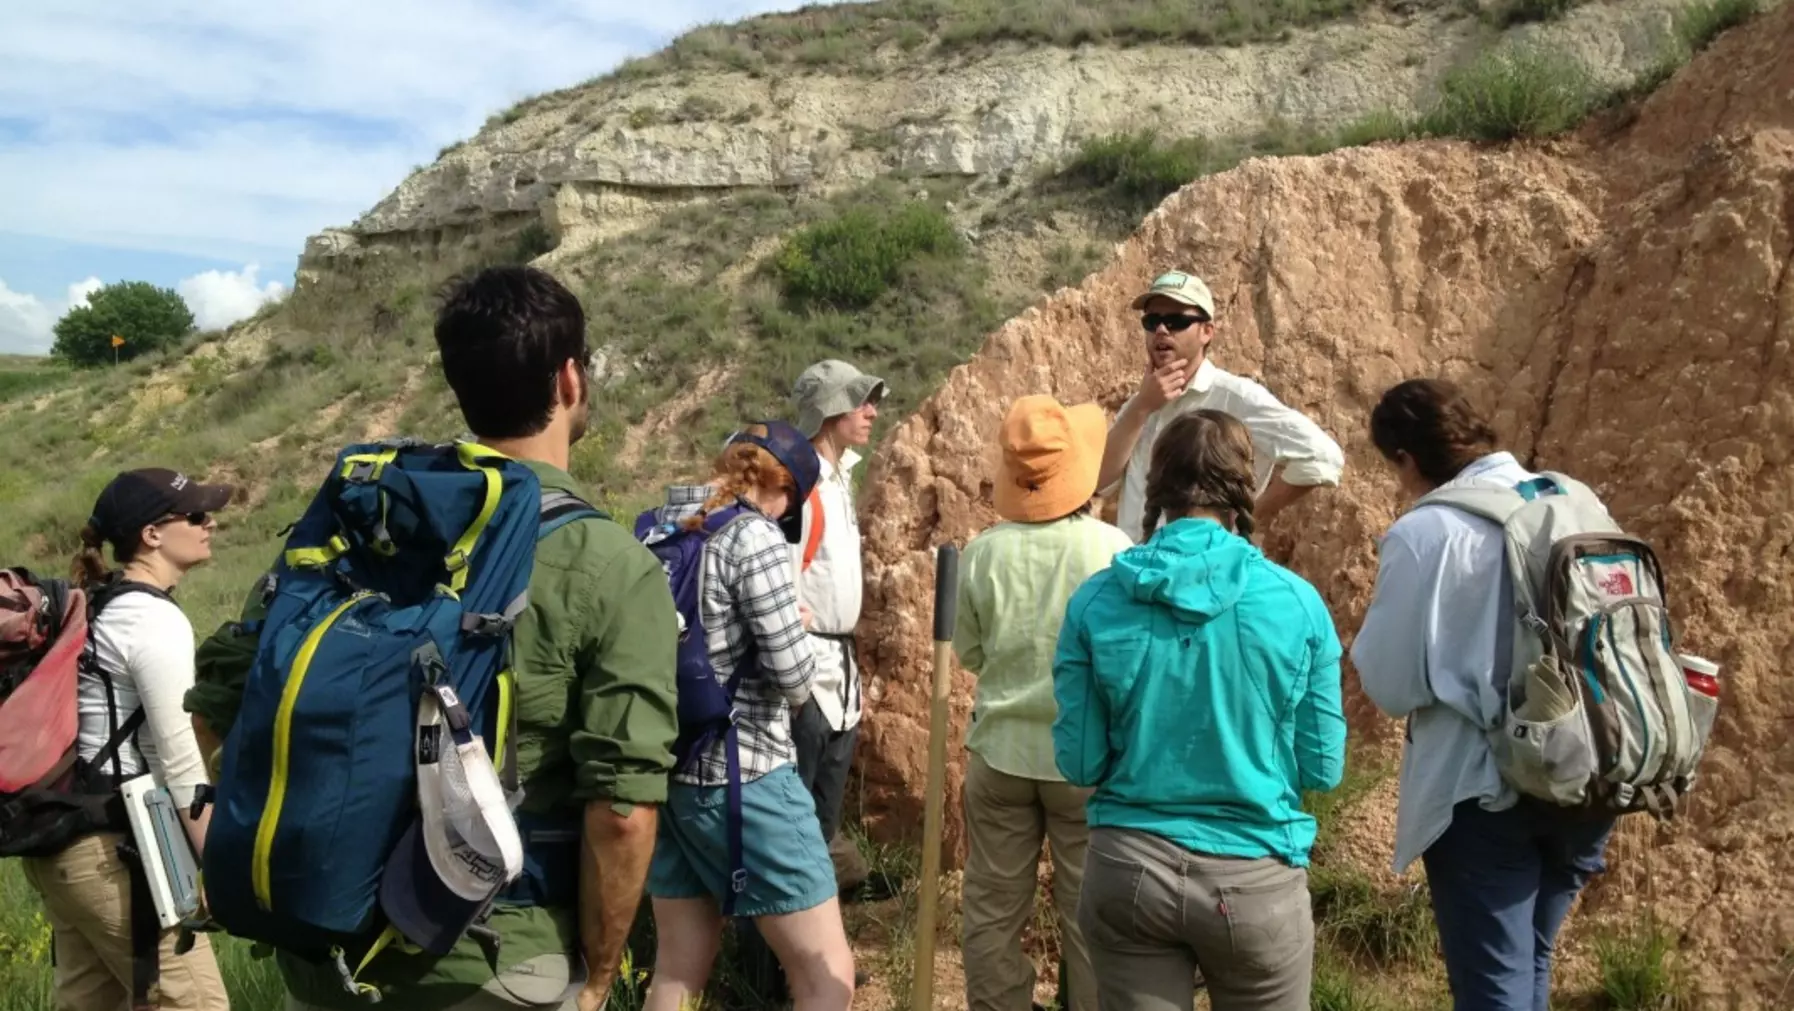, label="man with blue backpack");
[186,266,681,1011]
